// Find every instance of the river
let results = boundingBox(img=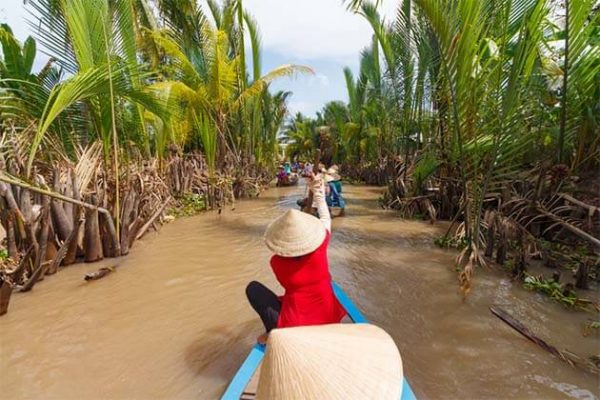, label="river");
[0,183,598,399]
